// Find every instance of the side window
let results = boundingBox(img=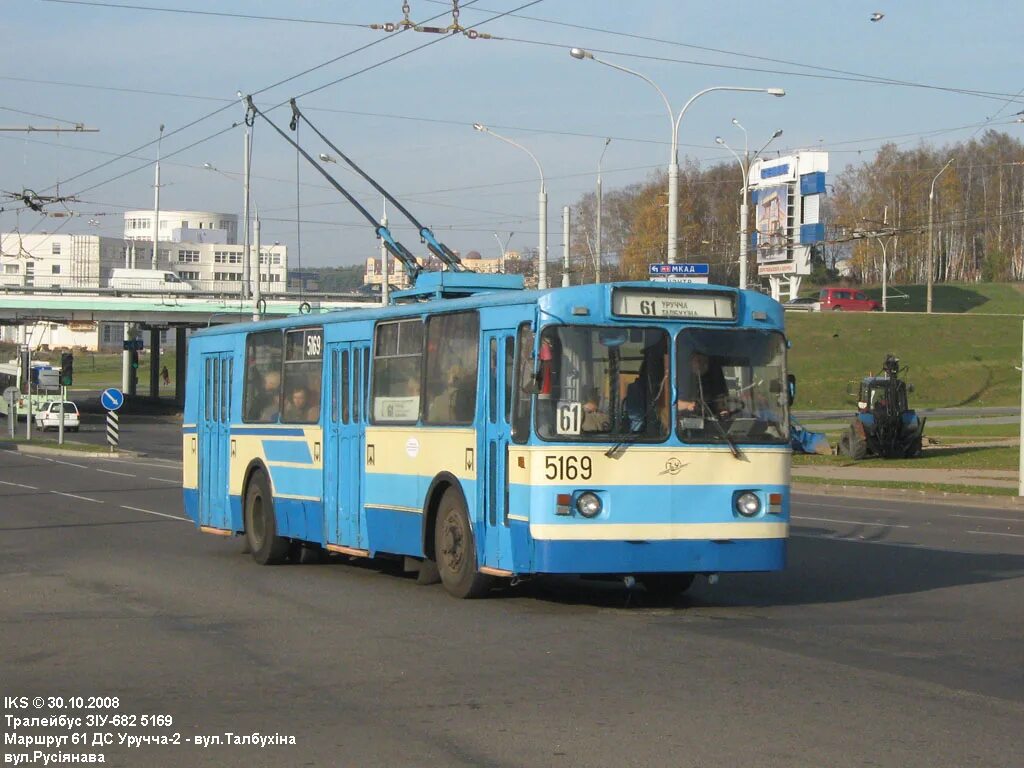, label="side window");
[855,292,867,301]
[243,331,283,422]
[504,337,515,424]
[205,358,213,422]
[488,338,498,424]
[424,311,480,425]
[371,320,422,423]
[340,350,350,423]
[282,328,323,424]
[221,359,231,422]
[511,323,534,443]
[353,349,361,423]
[330,351,339,423]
